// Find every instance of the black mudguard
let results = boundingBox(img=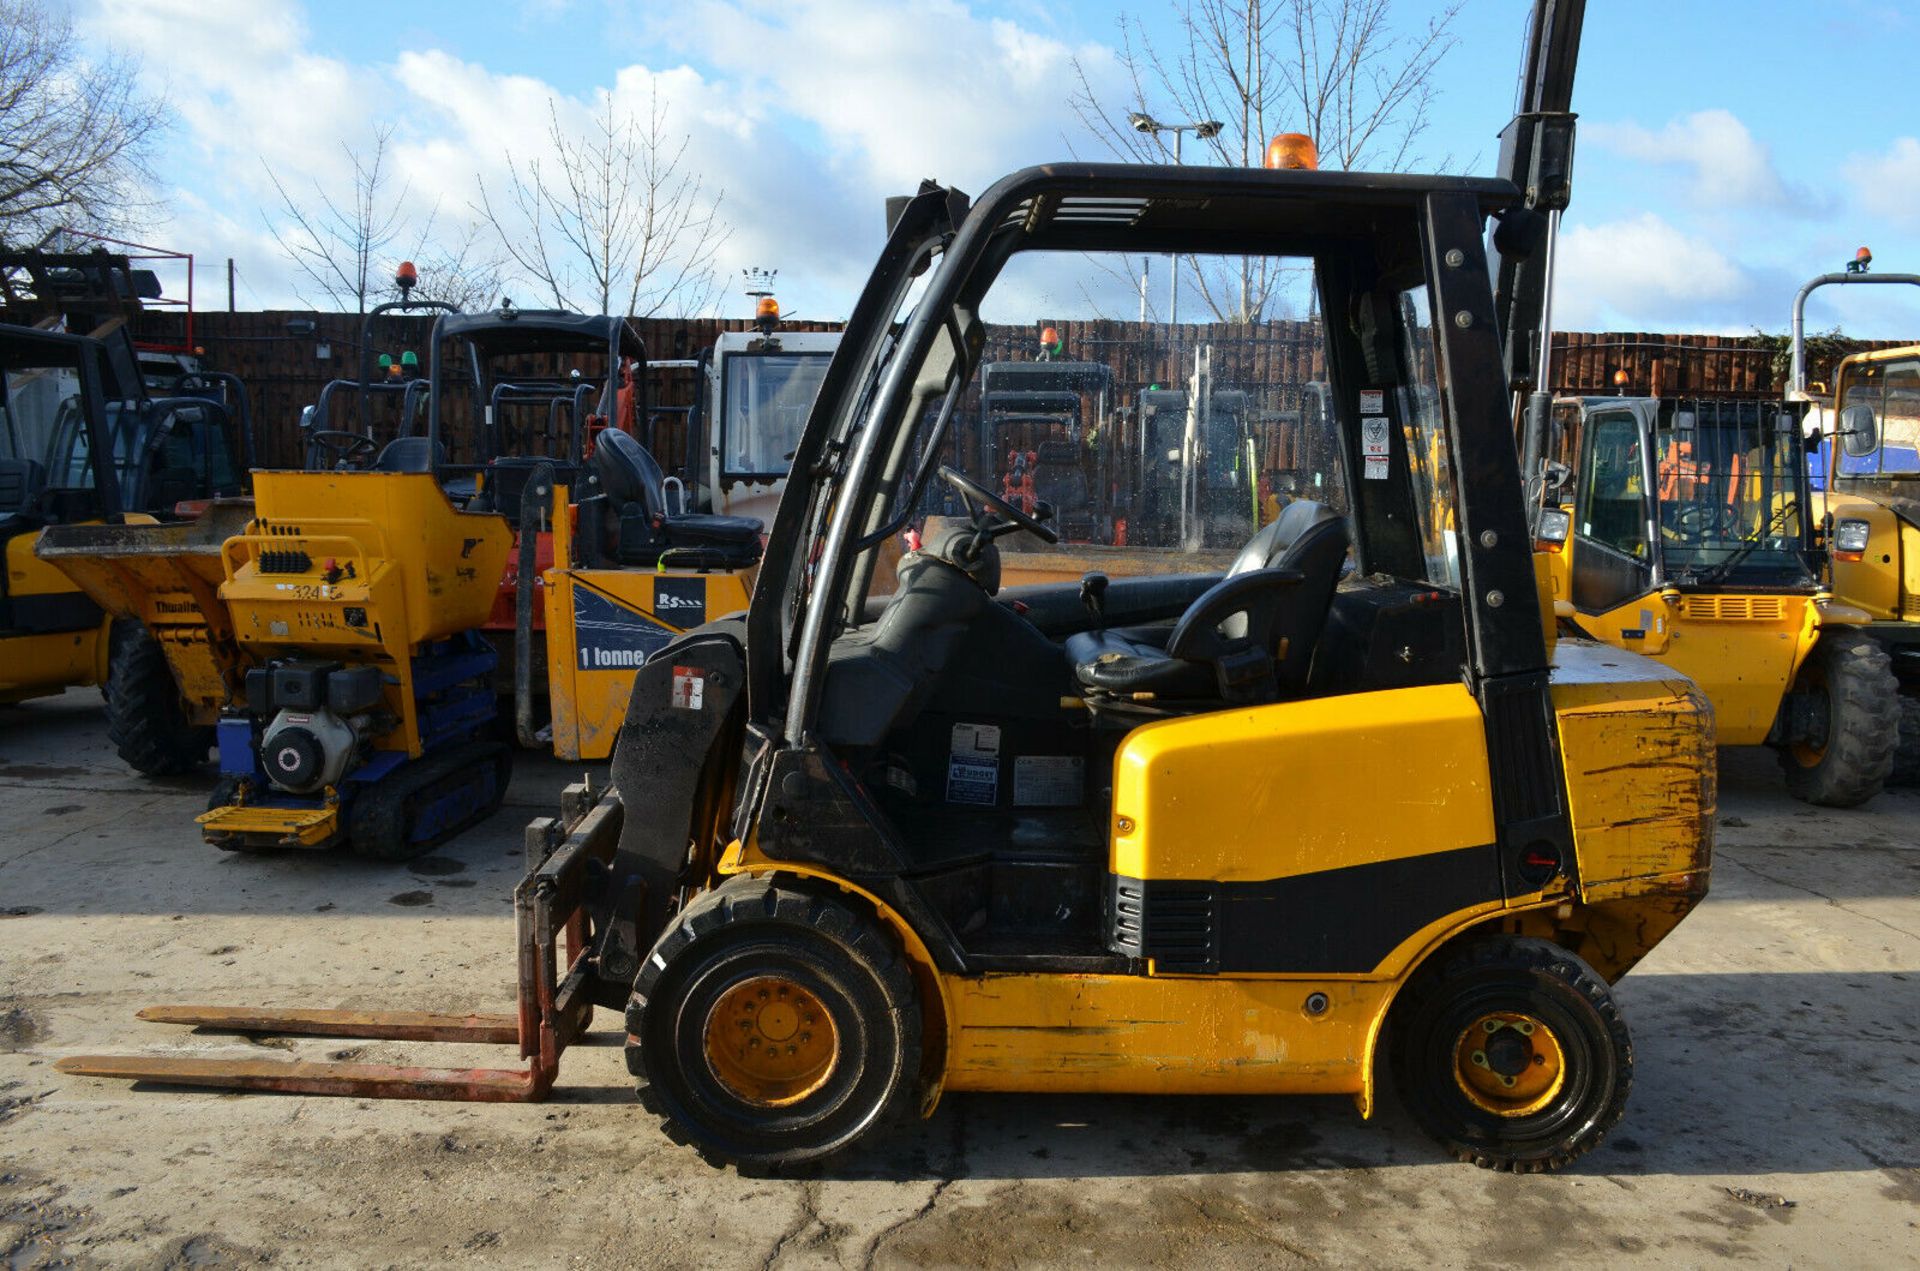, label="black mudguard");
[589,619,747,1004]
